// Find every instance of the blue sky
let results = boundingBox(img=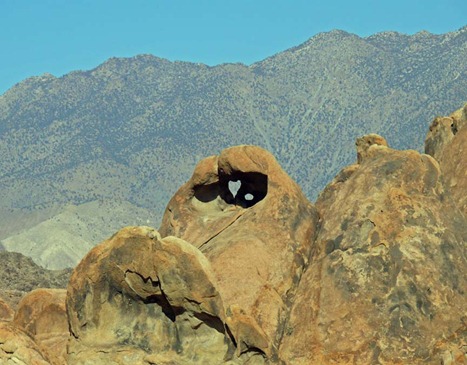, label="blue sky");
[1,0,466,94]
